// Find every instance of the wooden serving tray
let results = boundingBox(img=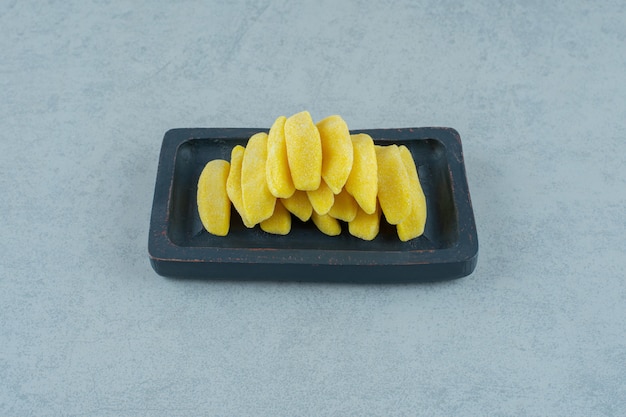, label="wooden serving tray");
[148,127,478,283]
